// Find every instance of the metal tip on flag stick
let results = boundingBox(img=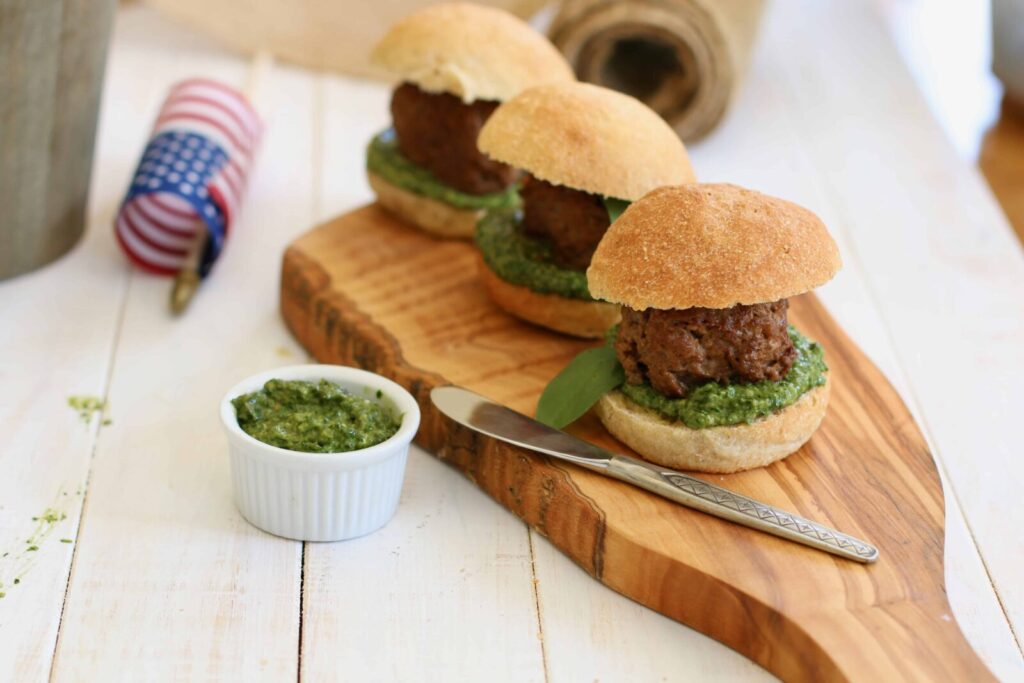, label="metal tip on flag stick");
[170,225,207,315]
[170,269,201,315]
[167,51,273,315]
